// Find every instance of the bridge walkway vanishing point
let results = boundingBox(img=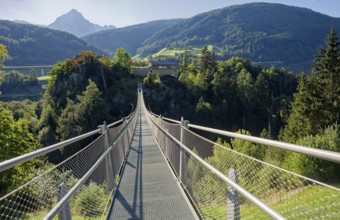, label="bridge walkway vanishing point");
[108,101,198,219]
